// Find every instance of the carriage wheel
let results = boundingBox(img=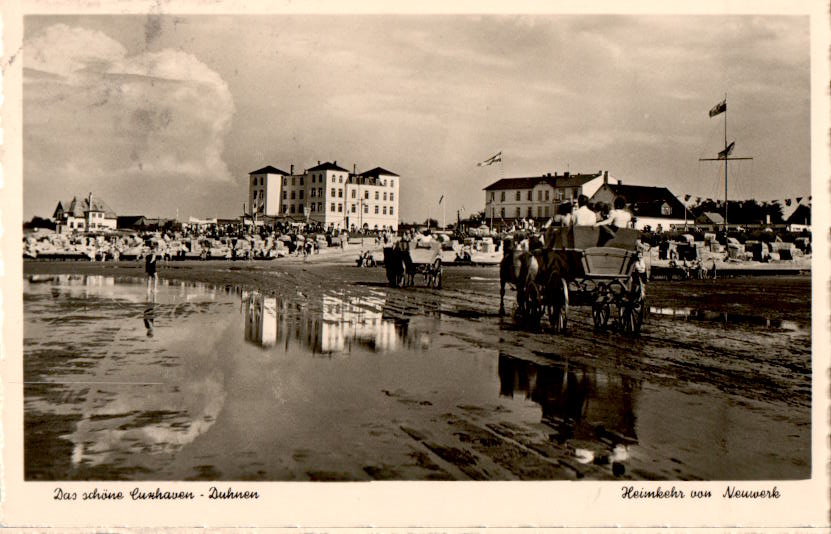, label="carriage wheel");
[623,279,646,335]
[548,277,568,333]
[431,259,442,289]
[592,300,610,329]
